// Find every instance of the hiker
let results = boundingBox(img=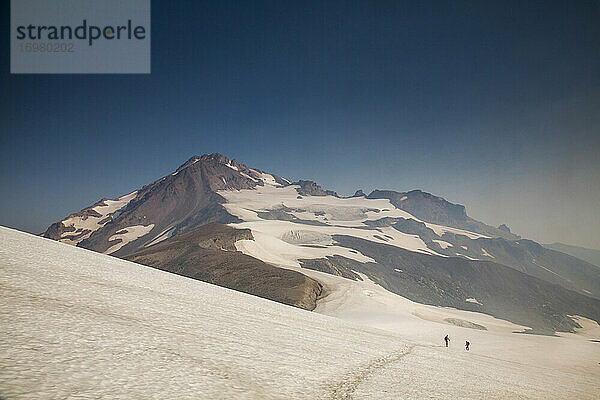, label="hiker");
[465,340,470,351]
[444,335,450,347]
